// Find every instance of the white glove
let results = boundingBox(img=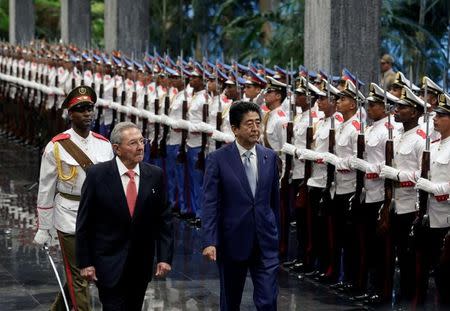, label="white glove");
[281,143,297,156]
[298,149,321,161]
[322,152,340,166]
[198,122,215,134]
[416,178,449,196]
[380,165,400,180]
[350,156,370,172]
[33,229,52,245]
[189,122,201,133]
[175,119,190,130]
